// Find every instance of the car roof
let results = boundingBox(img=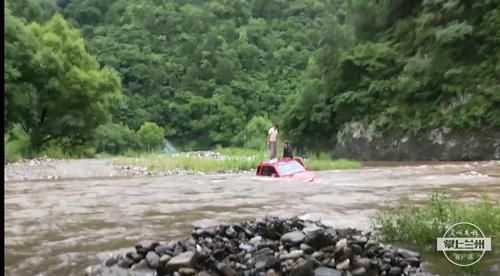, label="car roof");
[260,159,300,166]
